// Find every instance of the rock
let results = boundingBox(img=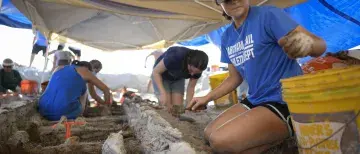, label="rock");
[131,95,142,104]
[29,113,43,127]
[64,136,80,145]
[178,115,196,123]
[102,131,126,154]
[168,142,196,154]
[124,100,200,153]
[7,131,30,146]
[100,106,112,116]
